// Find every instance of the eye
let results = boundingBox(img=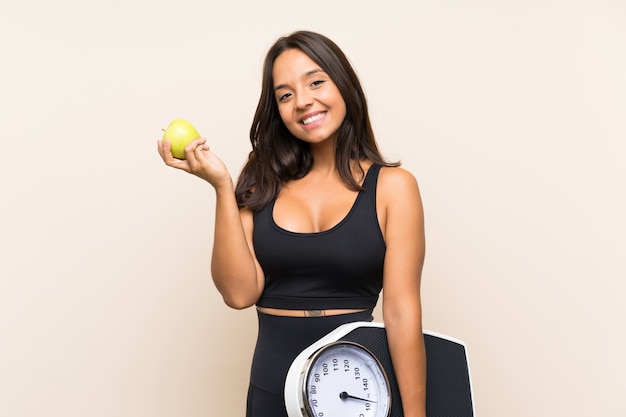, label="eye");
[277,92,292,102]
[311,80,326,88]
